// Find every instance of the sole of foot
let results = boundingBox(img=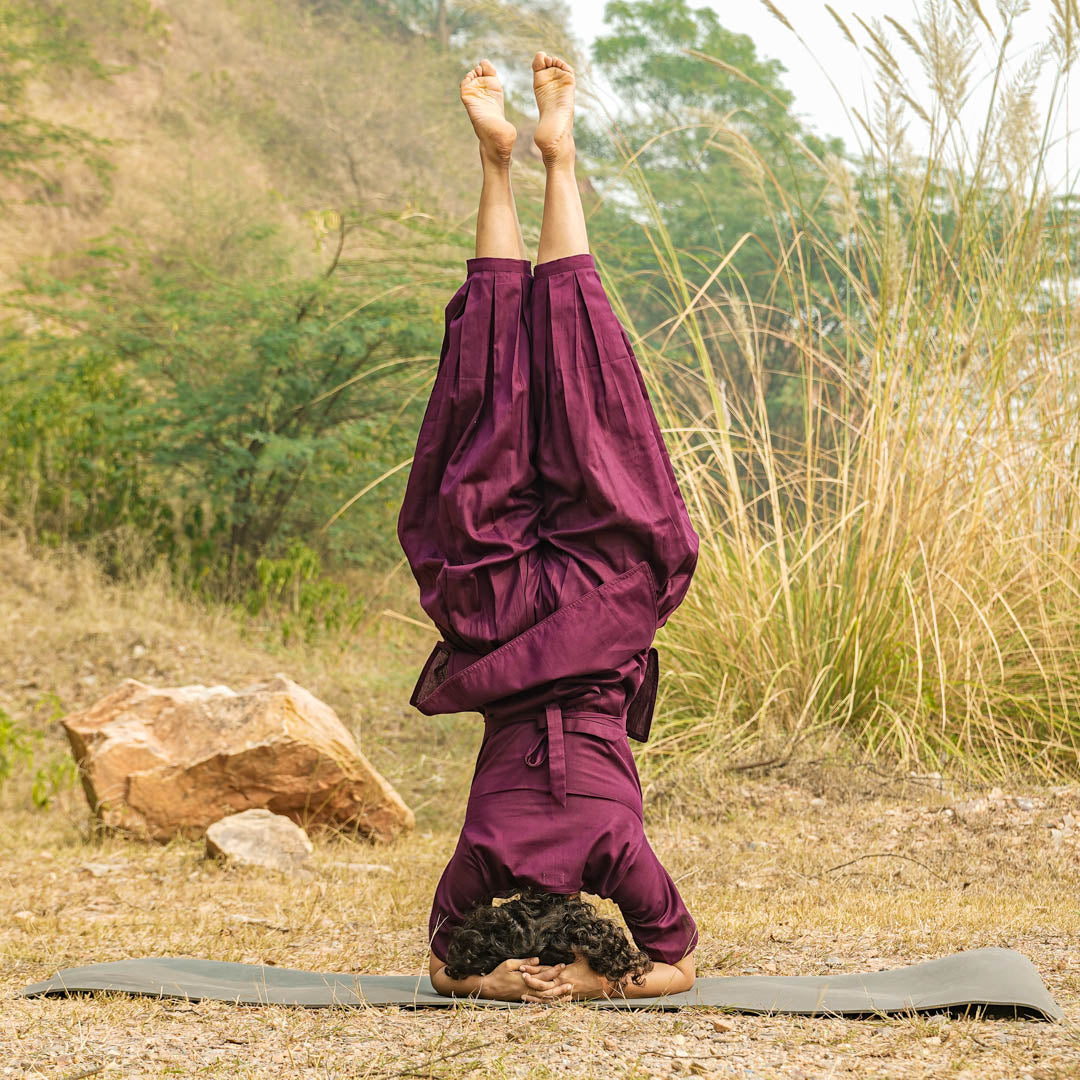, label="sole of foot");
[460,58,517,166]
[532,50,575,167]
